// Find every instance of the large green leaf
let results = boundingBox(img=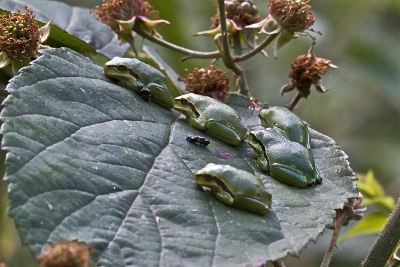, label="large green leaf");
[1,48,358,266]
